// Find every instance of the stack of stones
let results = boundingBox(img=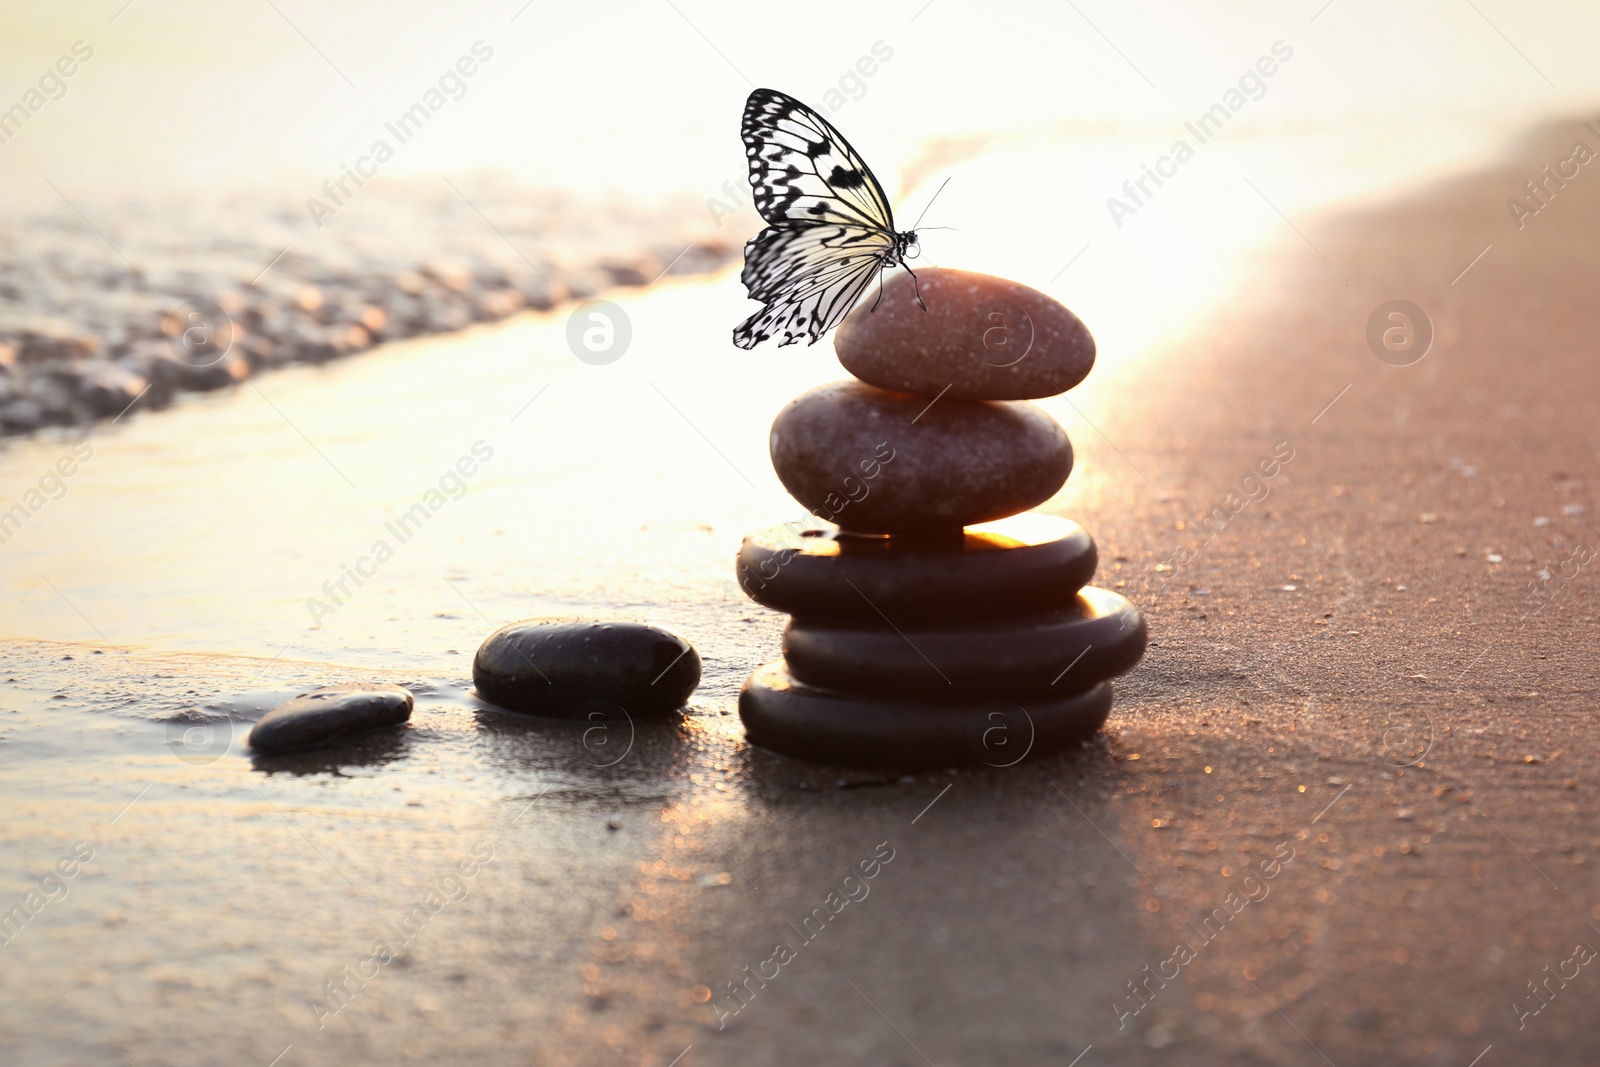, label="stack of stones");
[735,269,1147,768]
